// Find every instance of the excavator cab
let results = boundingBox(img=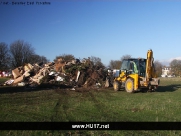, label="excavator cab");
[120,58,146,76]
[113,50,160,93]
